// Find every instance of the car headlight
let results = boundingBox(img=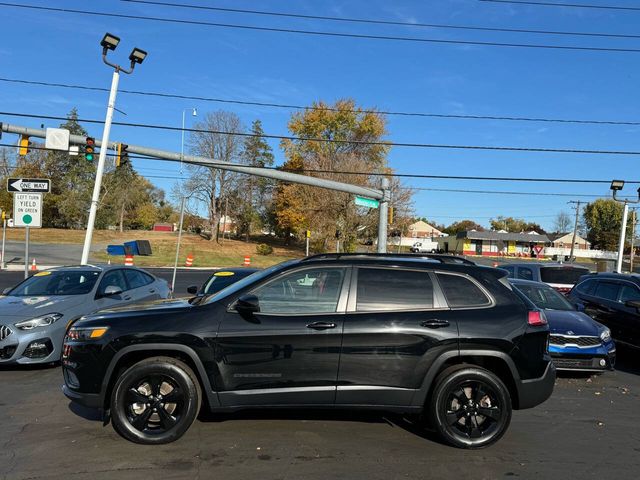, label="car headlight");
[15,313,63,330]
[66,326,109,340]
[600,328,611,342]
